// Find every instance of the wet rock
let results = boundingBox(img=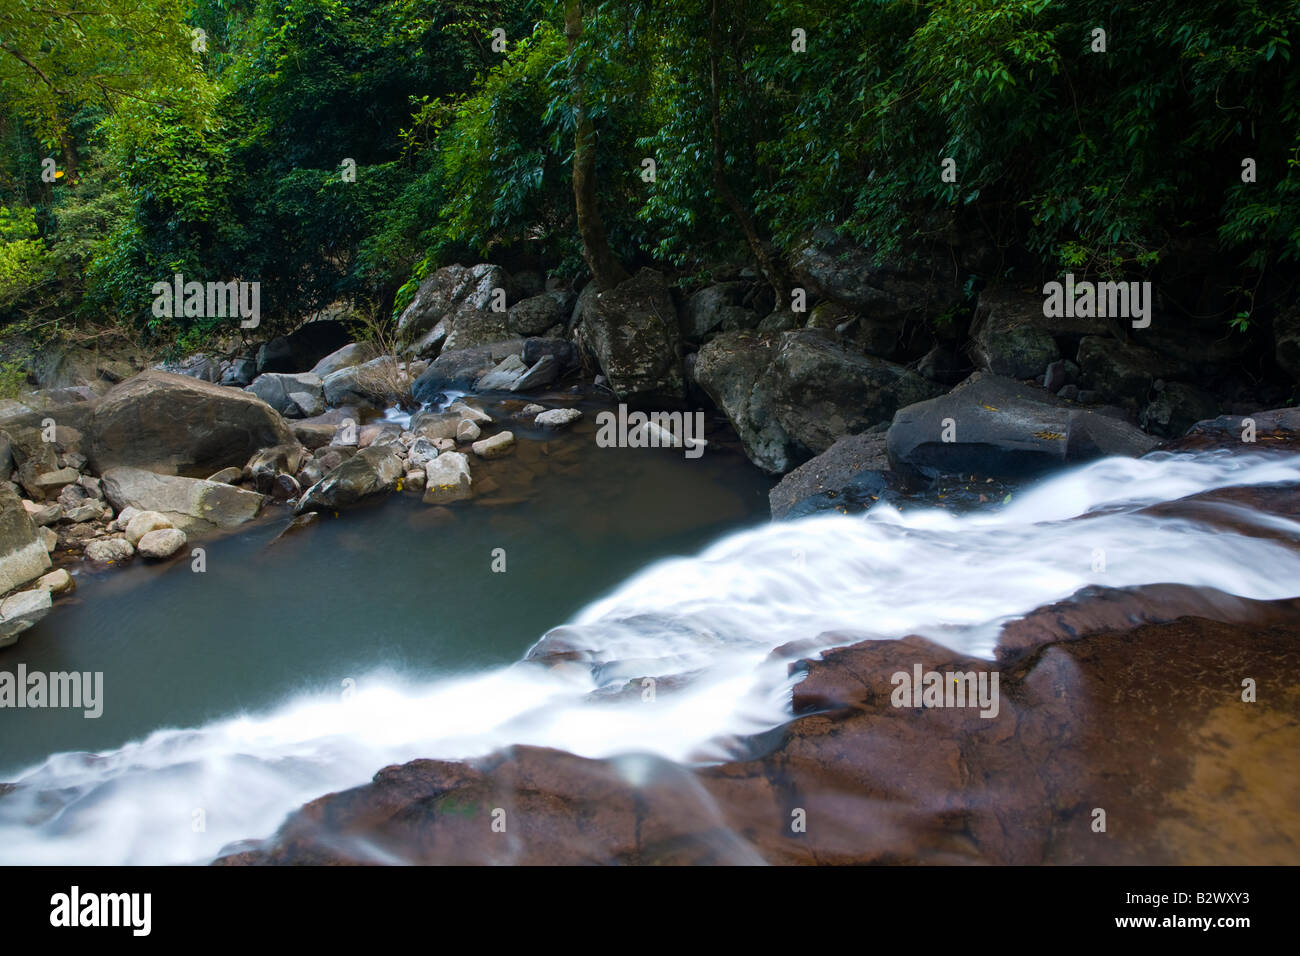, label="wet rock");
[512,355,559,392]
[887,372,1157,480]
[423,453,472,503]
[534,408,582,429]
[295,445,404,513]
[456,420,482,444]
[769,432,900,519]
[474,354,528,391]
[0,588,52,647]
[84,536,134,564]
[471,431,515,460]
[1076,335,1182,406]
[88,371,295,476]
[136,527,188,559]
[412,341,525,404]
[34,568,74,595]
[407,438,439,468]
